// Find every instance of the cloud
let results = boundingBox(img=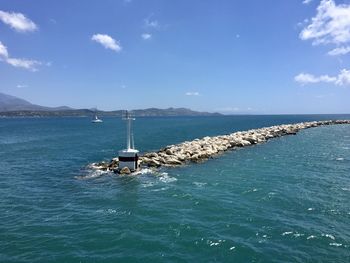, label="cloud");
[91,34,122,52]
[336,69,350,86]
[6,58,42,71]
[49,18,57,24]
[17,84,28,88]
[0,41,8,57]
[215,107,254,113]
[141,33,152,40]
[294,73,336,84]
[0,10,37,32]
[300,0,350,47]
[185,92,200,96]
[0,41,43,71]
[328,46,350,56]
[144,18,159,29]
[294,69,350,86]
[303,0,313,4]
[218,107,240,112]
